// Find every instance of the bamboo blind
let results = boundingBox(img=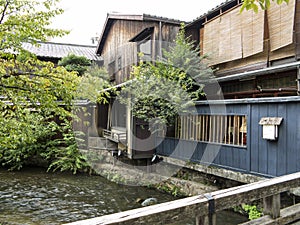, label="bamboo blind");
[242,8,265,58]
[268,0,295,52]
[203,6,265,65]
[203,17,220,65]
[218,7,243,64]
